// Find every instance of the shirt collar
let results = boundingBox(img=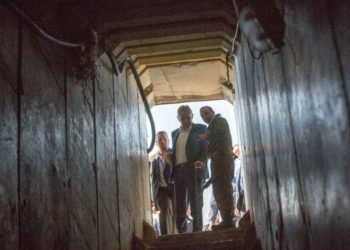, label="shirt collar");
[180,124,192,132]
[209,114,220,125]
